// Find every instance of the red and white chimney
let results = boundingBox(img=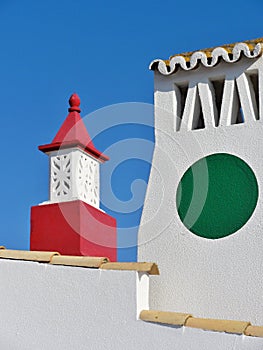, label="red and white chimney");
[30,93,117,261]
